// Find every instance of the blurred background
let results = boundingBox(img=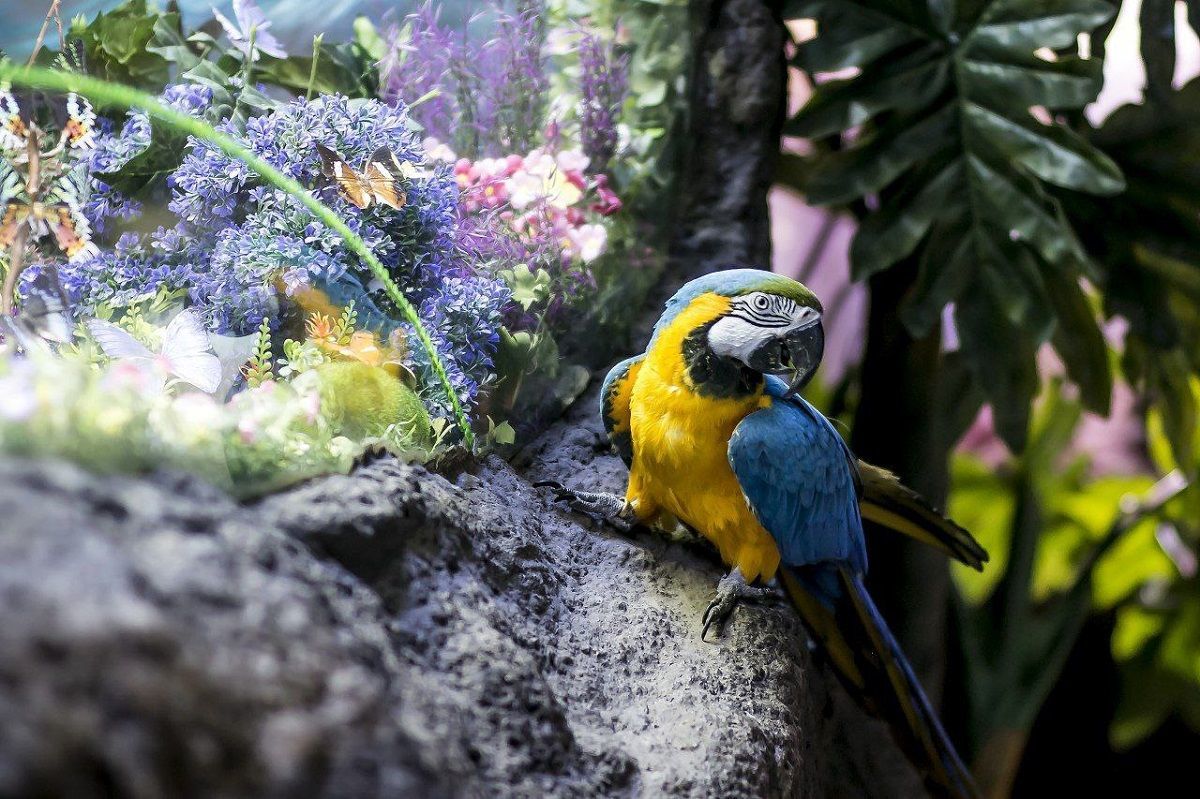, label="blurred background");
[4,1,1200,797]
